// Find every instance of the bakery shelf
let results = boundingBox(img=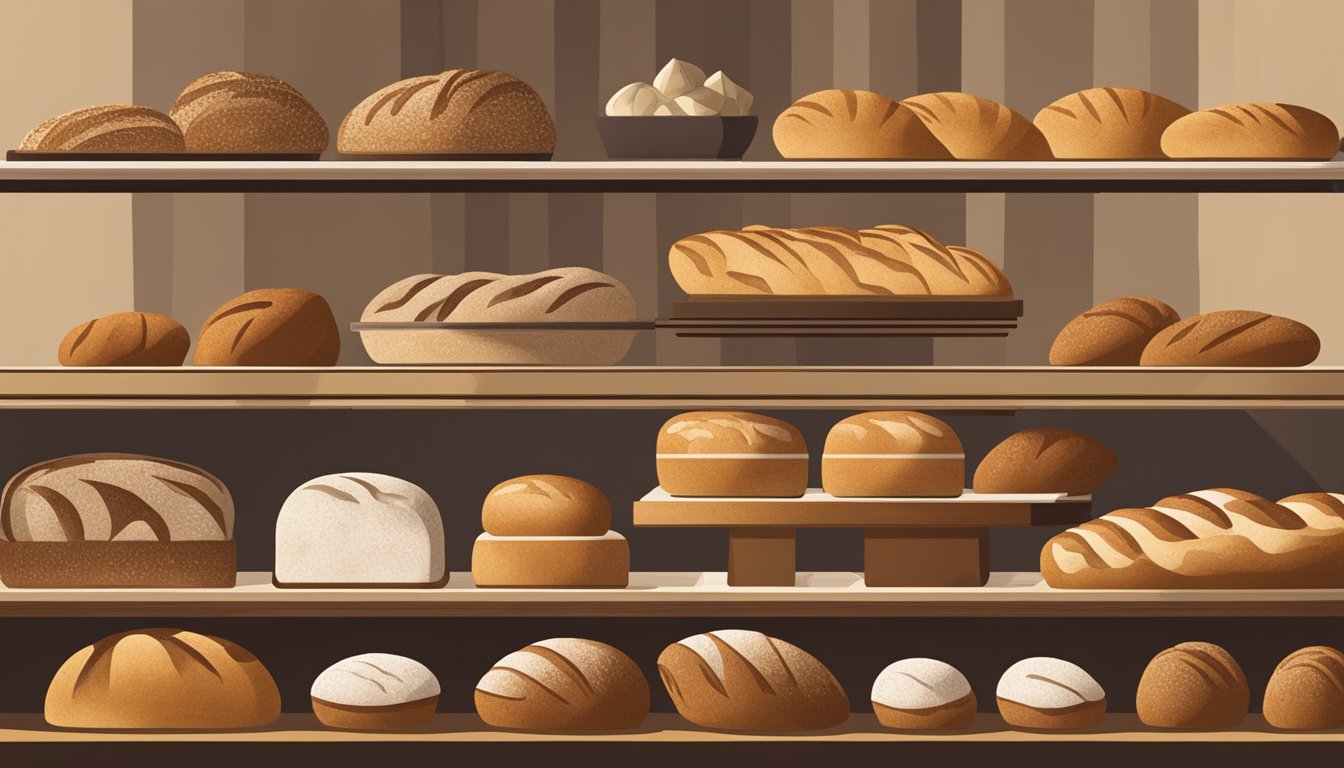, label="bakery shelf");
[0,159,1342,193]
[3,571,1343,617]
[2,366,1344,409]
